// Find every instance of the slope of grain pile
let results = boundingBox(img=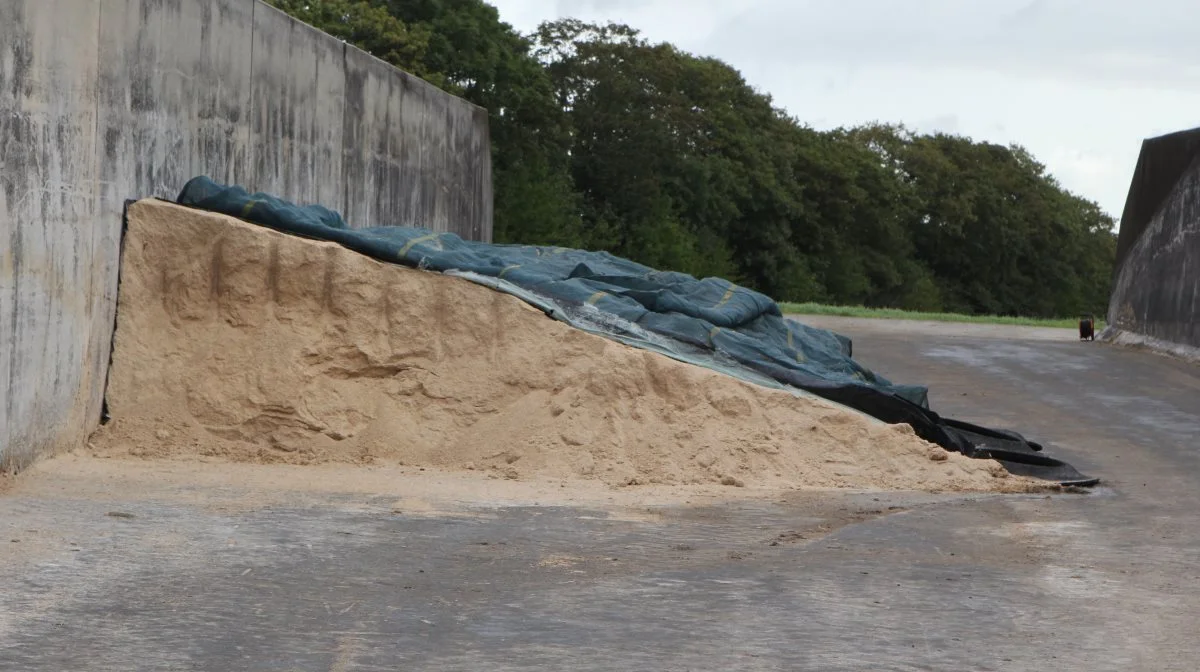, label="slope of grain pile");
[90,200,1025,492]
